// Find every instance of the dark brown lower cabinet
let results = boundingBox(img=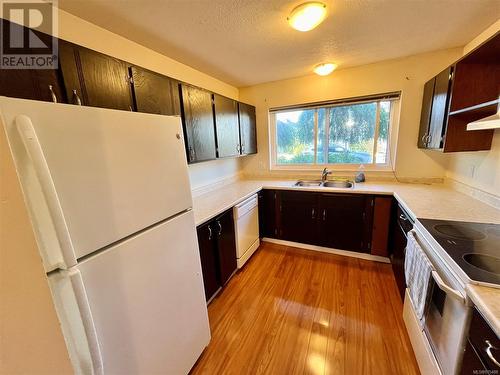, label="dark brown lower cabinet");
[197,221,219,302]
[215,209,237,285]
[320,193,370,252]
[461,307,500,374]
[280,191,319,245]
[370,196,393,257]
[389,204,413,301]
[259,190,279,238]
[196,209,237,302]
[260,190,394,255]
